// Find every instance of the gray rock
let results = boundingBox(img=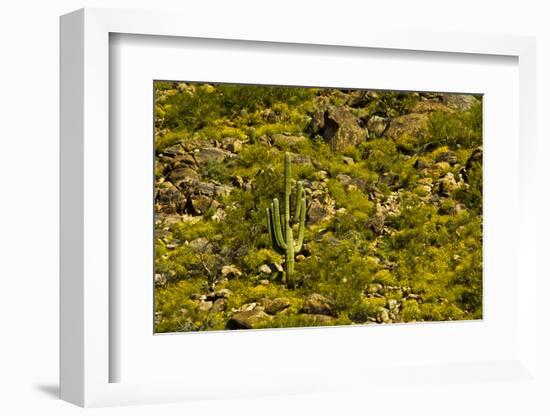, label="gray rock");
[169,167,199,184]
[187,194,213,215]
[221,265,242,279]
[258,264,272,275]
[384,113,429,140]
[308,199,332,224]
[435,151,458,165]
[366,283,383,294]
[226,310,271,330]
[367,115,388,137]
[188,237,212,253]
[442,94,479,111]
[342,156,355,165]
[211,298,227,312]
[301,293,336,317]
[194,147,233,166]
[265,297,291,315]
[387,299,399,311]
[311,105,368,151]
[272,134,307,149]
[198,301,213,312]
[301,314,335,325]
[154,273,167,287]
[377,307,391,323]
